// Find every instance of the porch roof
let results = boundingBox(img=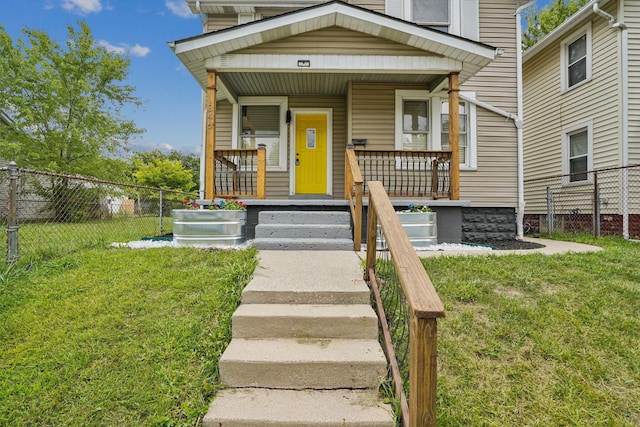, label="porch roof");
[169,1,499,99]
